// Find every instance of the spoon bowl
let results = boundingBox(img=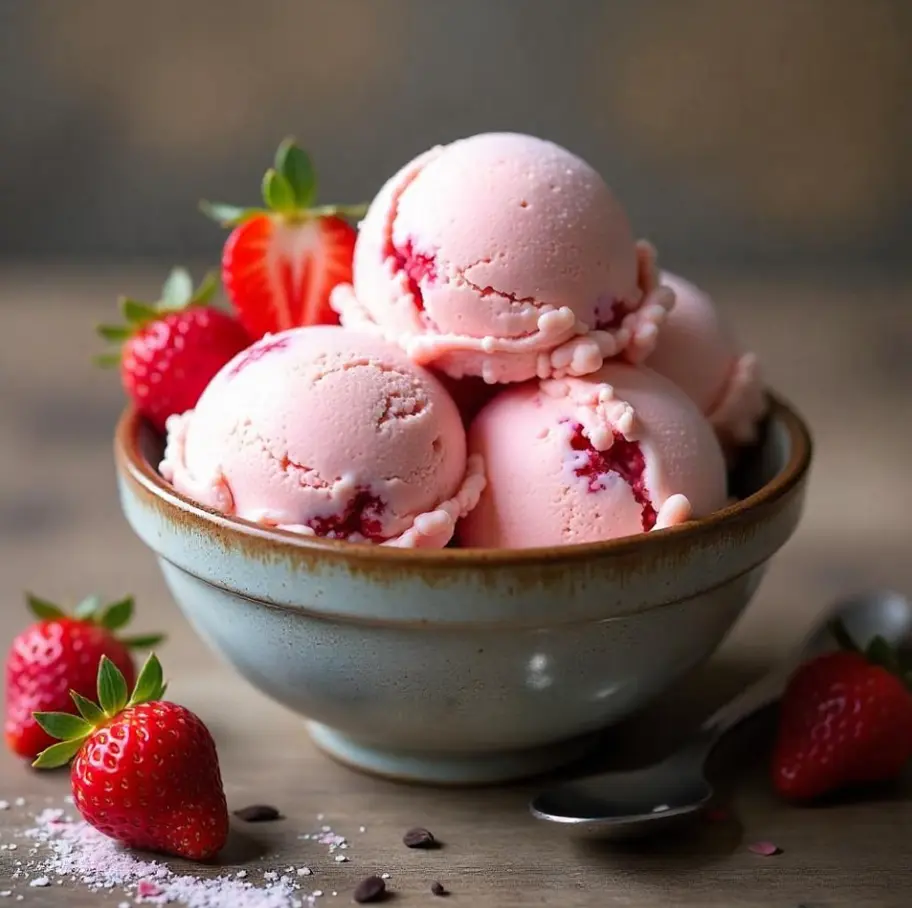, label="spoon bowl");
[530,589,912,839]
[531,737,716,840]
